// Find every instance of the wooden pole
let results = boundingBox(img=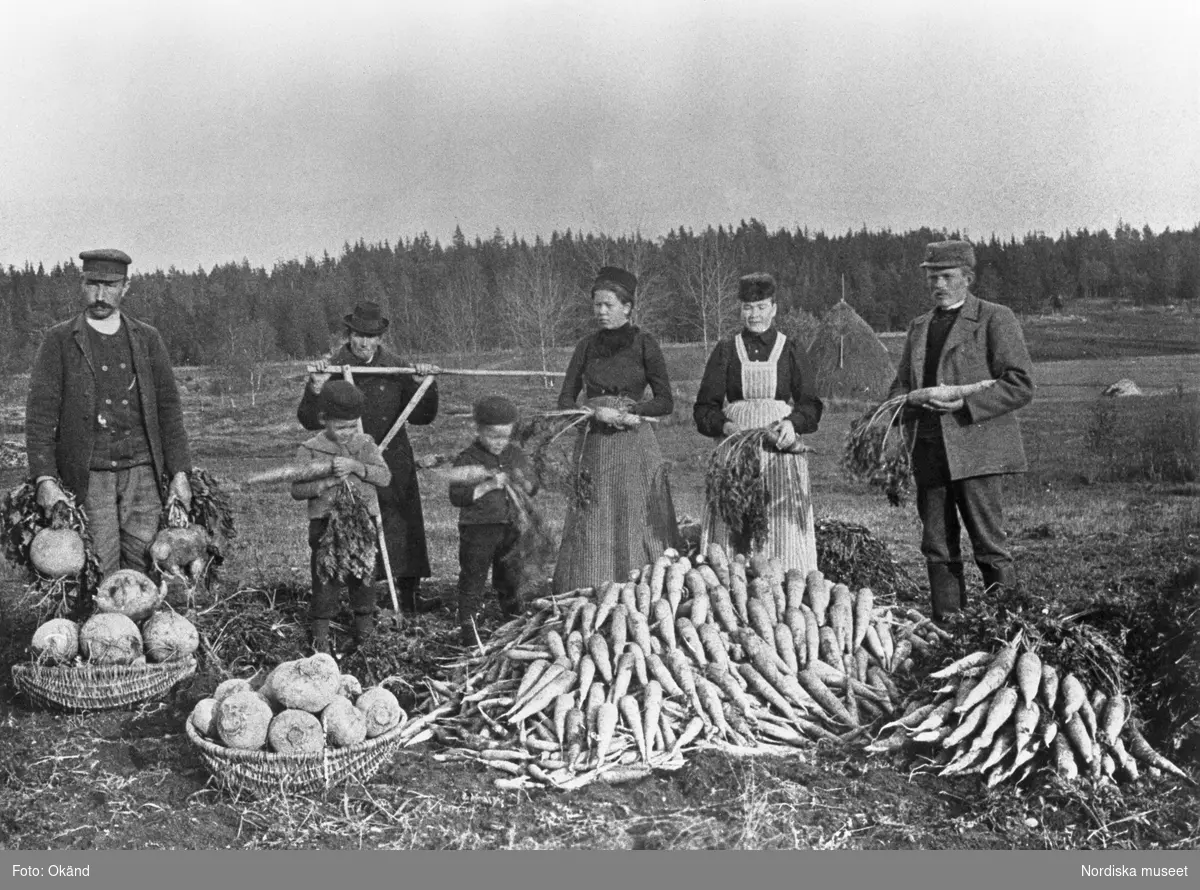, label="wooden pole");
[375,517,399,614]
[309,364,564,378]
[379,374,436,452]
[340,366,399,613]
